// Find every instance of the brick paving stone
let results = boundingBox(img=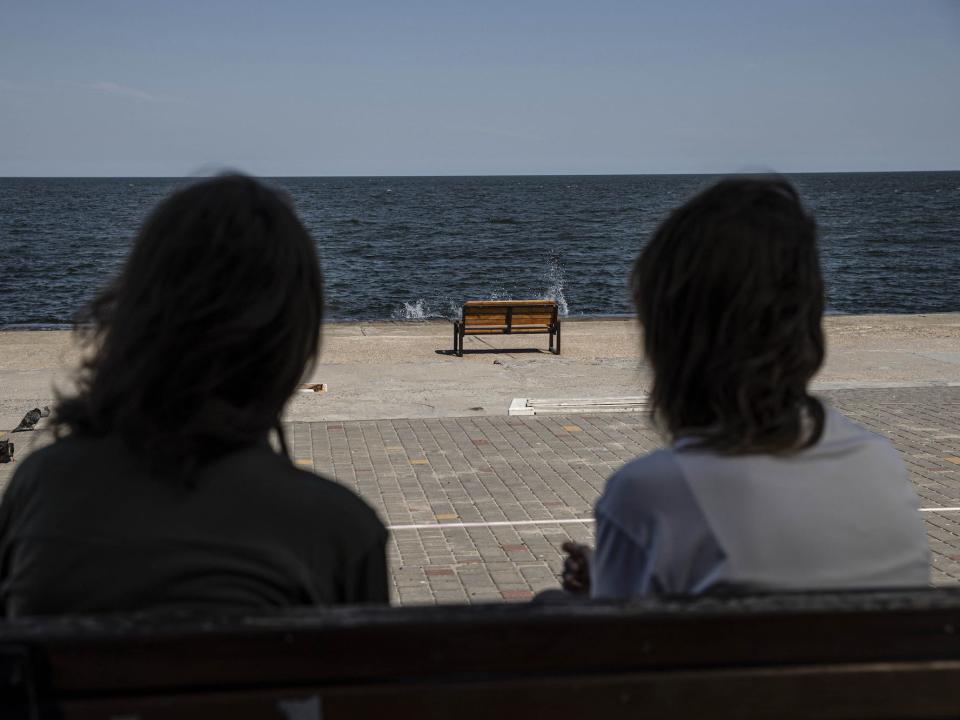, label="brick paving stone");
[290,386,960,605]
